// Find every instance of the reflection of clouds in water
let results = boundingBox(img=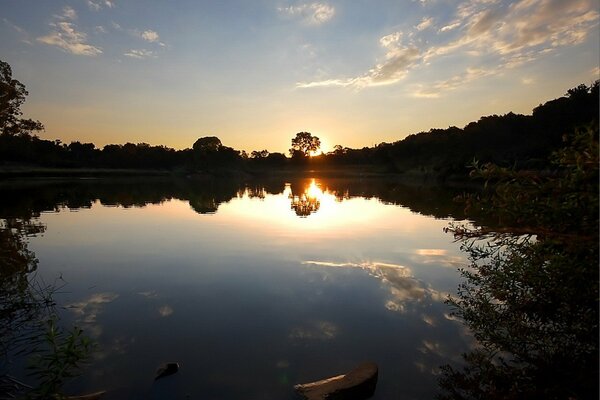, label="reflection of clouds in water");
[94,336,136,361]
[137,291,159,298]
[303,260,448,313]
[158,305,173,317]
[422,314,436,327]
[68,292,119,323]
[289,320,338,341]
[413,248,464,268]
[67,292,119,337]
[416,249,447,256]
